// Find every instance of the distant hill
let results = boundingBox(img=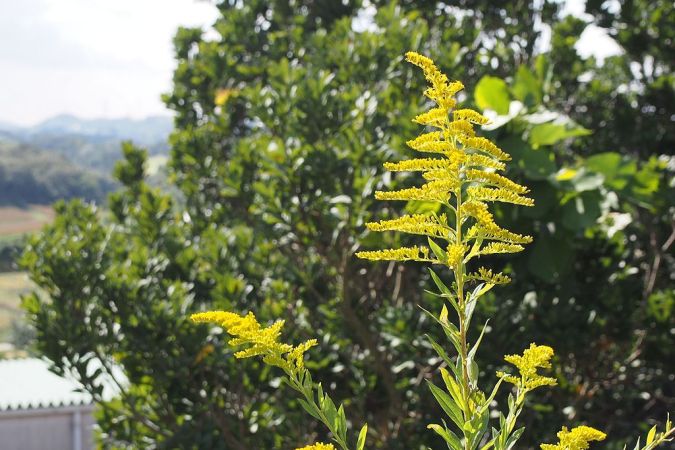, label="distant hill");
[1,115,173,146]
[0,139,116,206]
[0,115,172,174]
